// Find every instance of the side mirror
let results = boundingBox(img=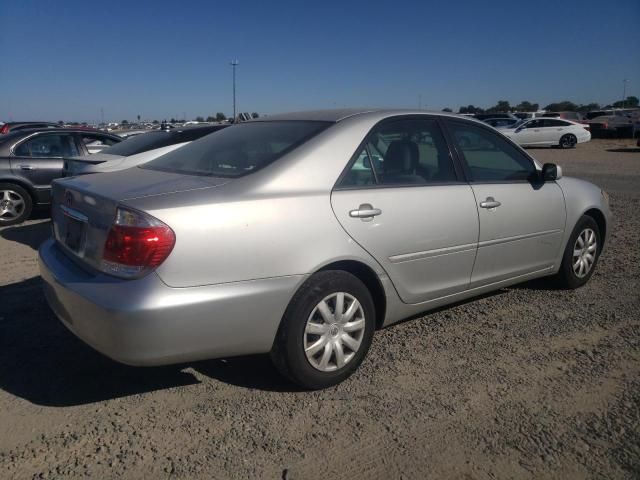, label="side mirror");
[541,163,562,181]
